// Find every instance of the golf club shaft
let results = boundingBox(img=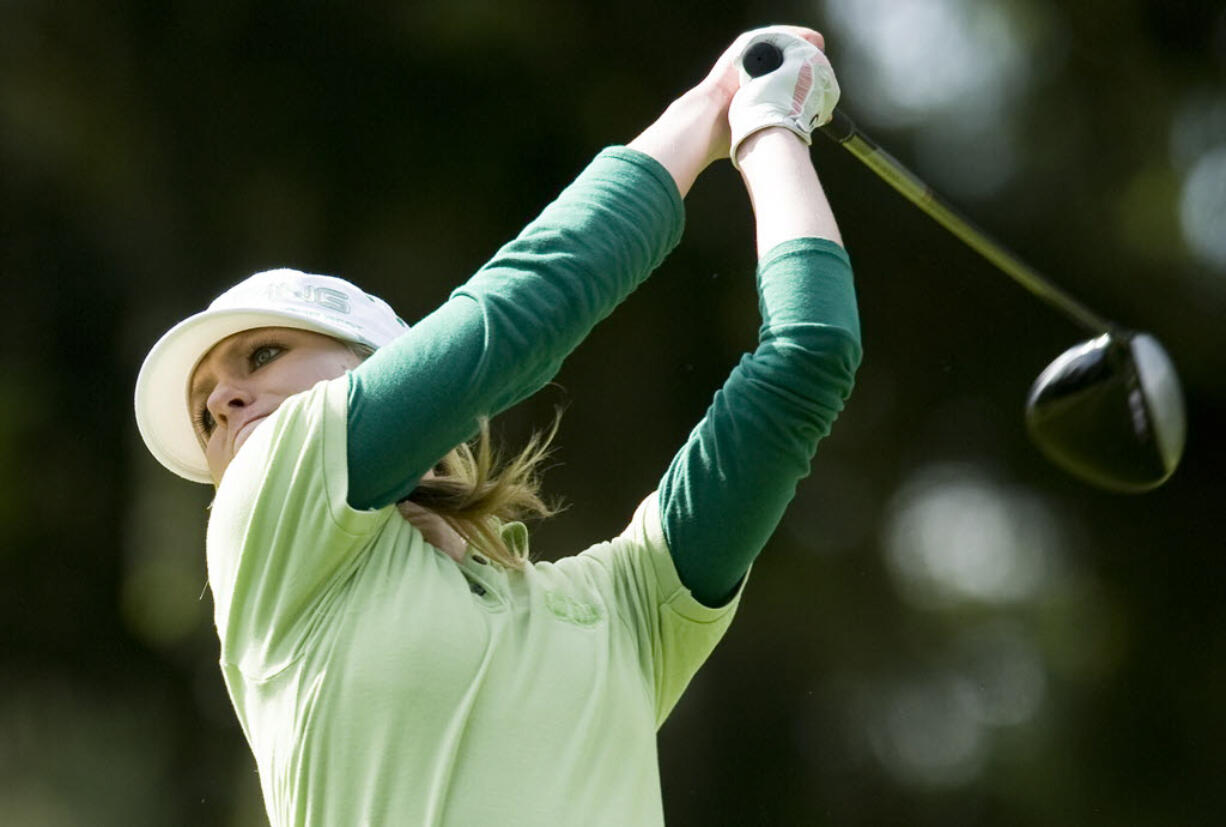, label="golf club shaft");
[819,110,1114,335]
